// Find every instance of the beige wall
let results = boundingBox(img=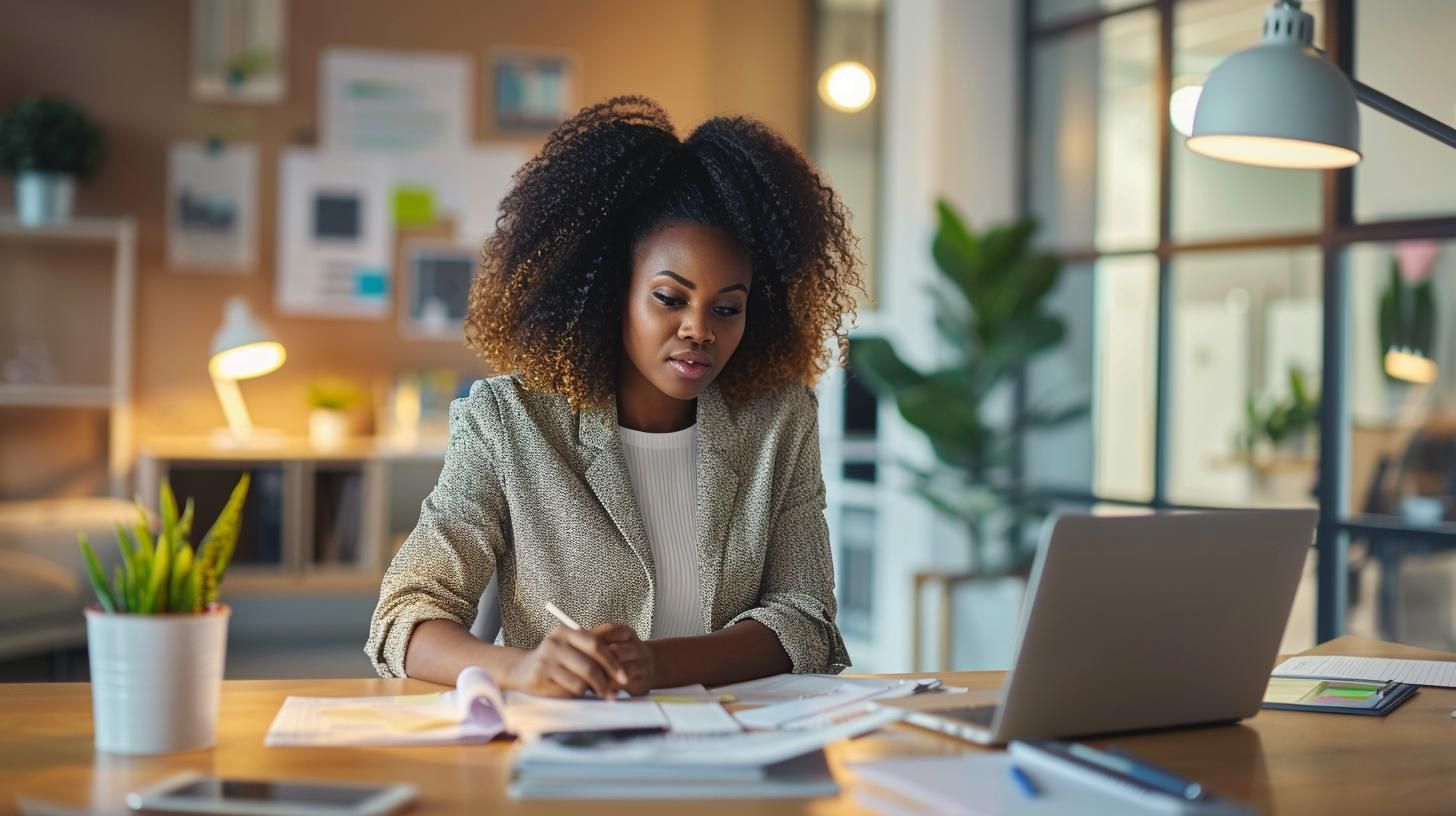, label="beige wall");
[0,0,809,494]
